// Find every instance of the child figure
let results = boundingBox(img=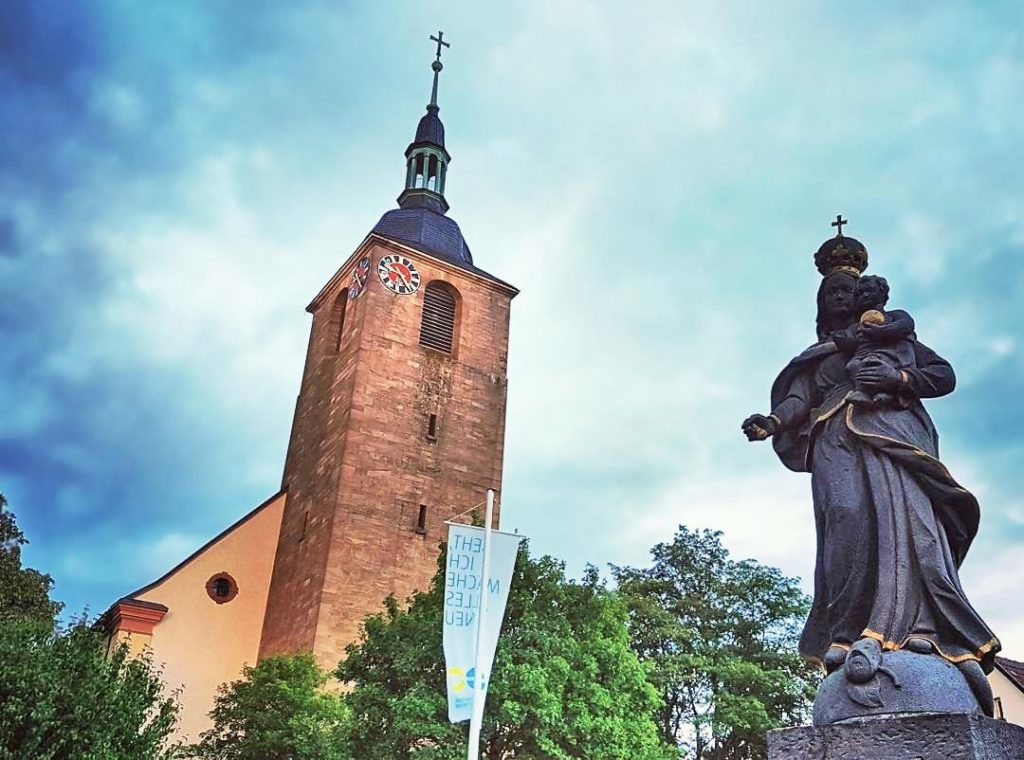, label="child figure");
[834,275,916,406]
